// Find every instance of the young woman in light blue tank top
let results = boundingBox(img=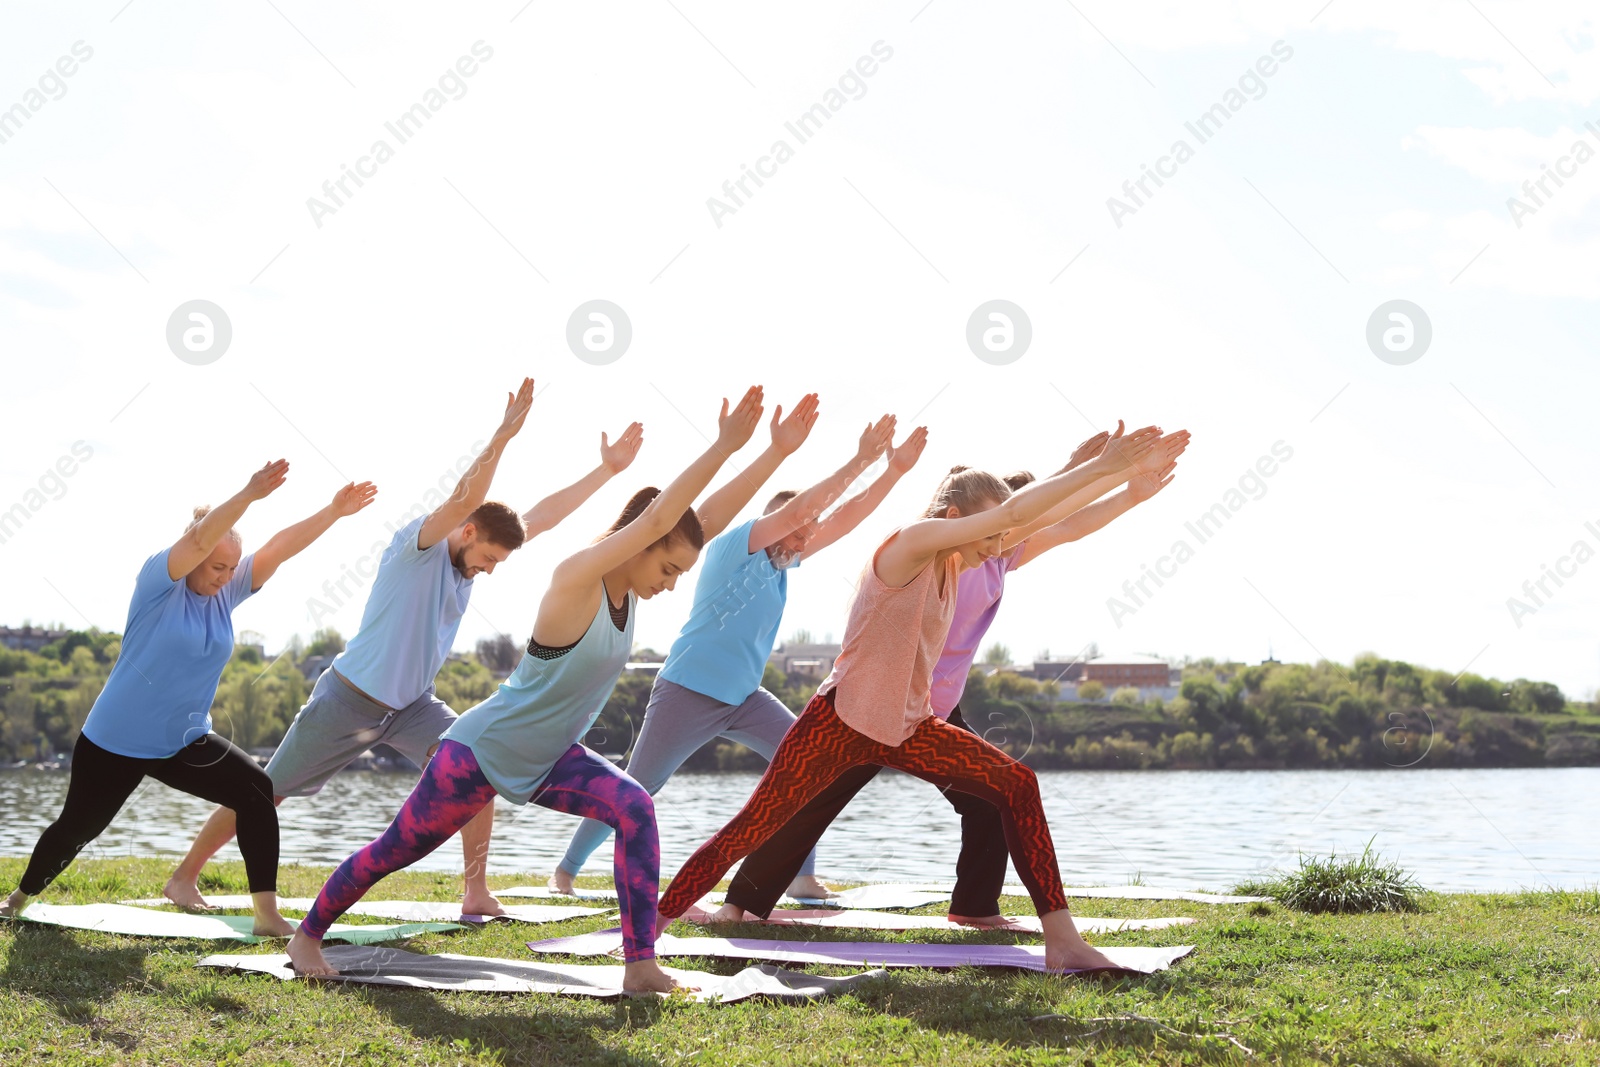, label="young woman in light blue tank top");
[287,387,767,994]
